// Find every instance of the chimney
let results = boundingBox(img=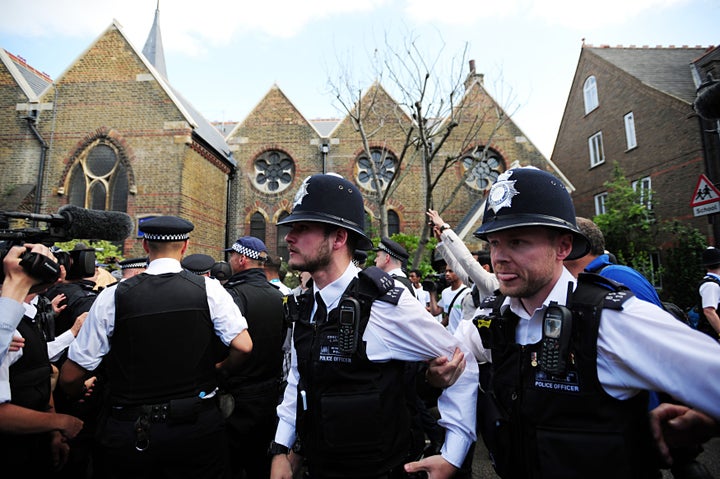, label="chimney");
[465,59,483,90]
